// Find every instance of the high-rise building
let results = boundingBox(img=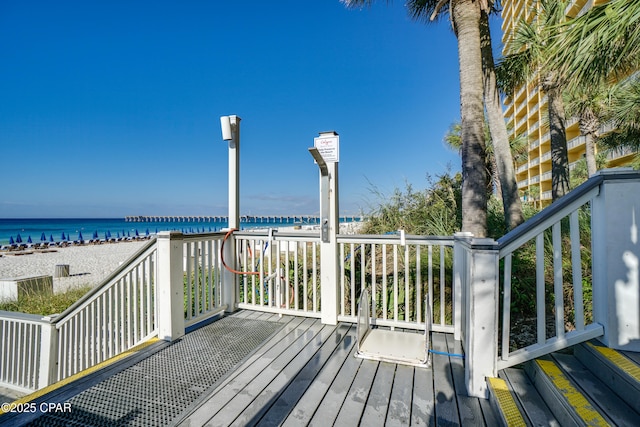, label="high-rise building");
[501,0,637,205]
